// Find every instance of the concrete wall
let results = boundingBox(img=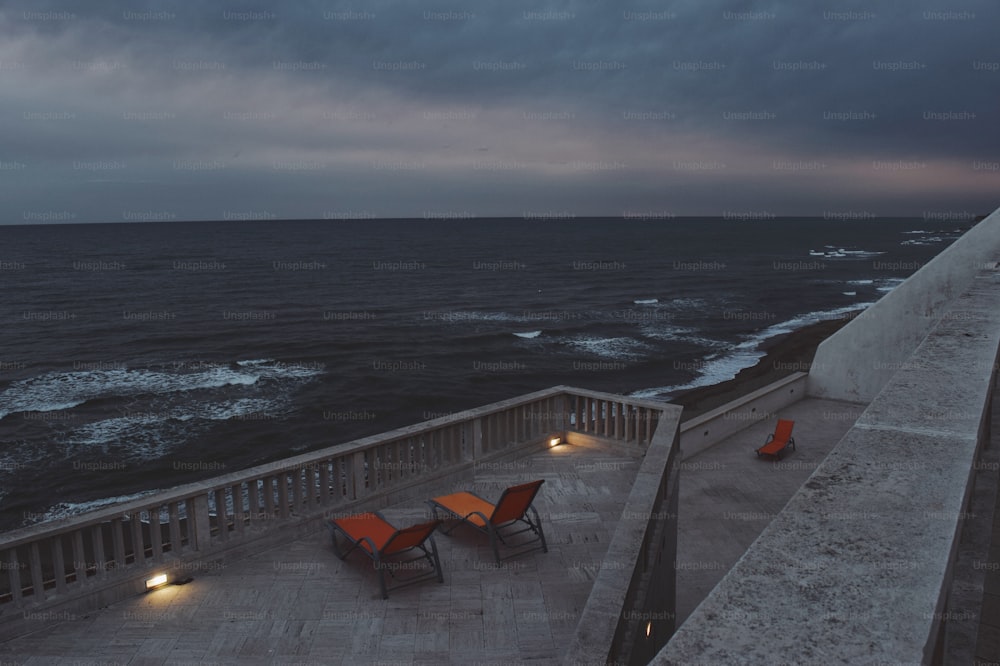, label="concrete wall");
[679,373,808,460]
[561,403,683,666]
[808,207,1000,403]
[655,266,1000,664]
